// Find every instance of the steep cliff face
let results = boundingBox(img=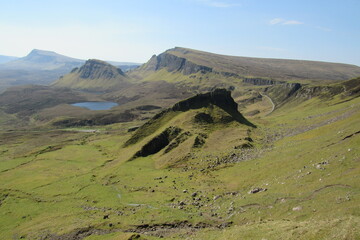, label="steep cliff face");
[171,88,255,127]
[135,51,213,76]
[172,89,235,112]
[155,52,212,75]
[52,59,130,91]
[243,78,285,86]
[76,59,125,79]
[265,82,303,106]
